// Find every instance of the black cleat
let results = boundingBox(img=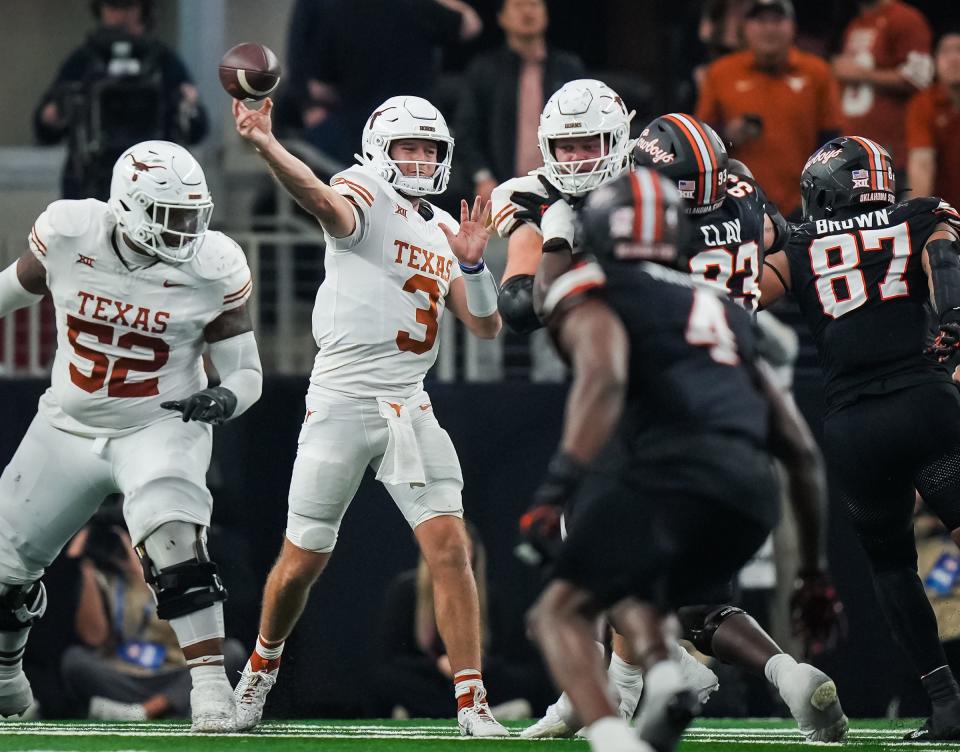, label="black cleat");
[636,688,701,752]
[903,716,960,742]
